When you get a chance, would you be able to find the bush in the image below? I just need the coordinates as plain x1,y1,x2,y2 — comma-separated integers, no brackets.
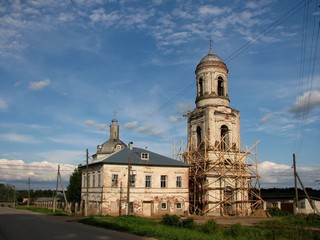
161,214,181,227
306,213,320,225
267,207,291,217
201,219,218,234
182,217,195,228
224,223,243,238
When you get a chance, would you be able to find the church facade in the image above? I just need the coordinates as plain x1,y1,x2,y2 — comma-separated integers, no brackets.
185,48,260,216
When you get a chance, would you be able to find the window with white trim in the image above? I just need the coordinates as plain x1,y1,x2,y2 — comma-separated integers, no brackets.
145,175,151,188
176,202,182,209
161,175,167,188
83,174,86,187
141,152,149,160
161,202,167,210
112,174,118,188
92,172,96,187
176,176,182,188
97,171,101,187
130,174,136,187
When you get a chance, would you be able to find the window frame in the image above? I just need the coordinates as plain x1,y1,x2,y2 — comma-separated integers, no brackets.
141,152,149,160
111,174,118,188
130,174,136,188
92,172,96,187
176,202,182,209
176,176,182,188
145,175,151,188
160,175,167,188
161,202,167,210
97,171,101,187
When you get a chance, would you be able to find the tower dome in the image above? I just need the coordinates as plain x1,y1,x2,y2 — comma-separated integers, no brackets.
195,48,229,108
196,49,228,73
199,49,224,64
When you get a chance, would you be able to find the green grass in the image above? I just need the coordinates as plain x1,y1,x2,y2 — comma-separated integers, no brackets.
16,206,67,216
79,215,320,240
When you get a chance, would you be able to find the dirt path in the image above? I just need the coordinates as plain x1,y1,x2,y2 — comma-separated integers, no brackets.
194,216,272,226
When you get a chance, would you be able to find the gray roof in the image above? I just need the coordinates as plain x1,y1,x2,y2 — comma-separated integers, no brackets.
97,138,127,154
81,147,190,168
199,50,223,64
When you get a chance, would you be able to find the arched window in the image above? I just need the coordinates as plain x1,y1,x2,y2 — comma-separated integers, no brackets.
196,126,202,147
218,77,224,96
220,125,229,151
198,78,203,96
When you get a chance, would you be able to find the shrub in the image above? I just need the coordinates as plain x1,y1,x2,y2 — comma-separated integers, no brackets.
201,219,218,234
267,207,291,217
224,223,243,238
161,214,181,227
182,217,195,228
306,213,320,225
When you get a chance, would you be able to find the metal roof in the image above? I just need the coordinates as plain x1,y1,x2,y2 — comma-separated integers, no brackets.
80,147,190,168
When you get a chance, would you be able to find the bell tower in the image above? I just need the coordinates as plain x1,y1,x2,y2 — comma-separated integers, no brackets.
188,48,241,154
186,47,258,216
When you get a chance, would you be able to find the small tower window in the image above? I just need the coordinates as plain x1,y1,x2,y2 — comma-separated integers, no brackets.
198,78,204,96
221,125,229,151
196,126,202,147
218,77,224,96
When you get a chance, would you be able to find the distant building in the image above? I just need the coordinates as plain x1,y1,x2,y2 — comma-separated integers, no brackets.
79,119,189,217
261,189,320,214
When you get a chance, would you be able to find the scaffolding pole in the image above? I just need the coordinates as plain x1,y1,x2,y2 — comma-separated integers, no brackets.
185,137,262,216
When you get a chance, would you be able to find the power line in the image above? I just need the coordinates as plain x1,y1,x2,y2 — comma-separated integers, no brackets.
293,0,320,154
130,0,315,129
224,0,314,63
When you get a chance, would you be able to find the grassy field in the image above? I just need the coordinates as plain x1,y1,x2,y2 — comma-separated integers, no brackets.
15,206,320,239
79,214,320,240
15,206,67,216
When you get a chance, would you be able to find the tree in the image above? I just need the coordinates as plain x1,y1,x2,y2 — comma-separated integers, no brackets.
66,168,82,202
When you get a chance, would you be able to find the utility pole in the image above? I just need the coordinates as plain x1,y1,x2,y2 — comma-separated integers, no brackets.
85,148,89,217
27,178,30,207
126,142,133,215
13,185,16,208
293,154,320,215
53,165,59,213
119,182,122,216
126,155,131,215
58,165,71,213
293,154,298,210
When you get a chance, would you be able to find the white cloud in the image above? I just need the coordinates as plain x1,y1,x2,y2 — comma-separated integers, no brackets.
0,133,38,144
0,98,8,110
137,125,162,136
176,103,193,115
289,90,320,114
259,161,320,188
0,158,76,183
170,115,181,122
198,5,230,16
29,79,51,90
259,113,273,123
58,13,74,22
33,150,85,164
89,8,121,26
124,121,138,129
84,119,108,131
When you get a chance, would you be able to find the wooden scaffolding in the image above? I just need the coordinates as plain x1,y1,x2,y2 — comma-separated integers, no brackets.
184,137,263,216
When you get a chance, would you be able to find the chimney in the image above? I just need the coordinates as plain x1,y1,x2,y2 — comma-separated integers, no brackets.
128,142,133,150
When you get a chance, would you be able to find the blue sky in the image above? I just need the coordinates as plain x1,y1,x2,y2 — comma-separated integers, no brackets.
0,0,319,190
